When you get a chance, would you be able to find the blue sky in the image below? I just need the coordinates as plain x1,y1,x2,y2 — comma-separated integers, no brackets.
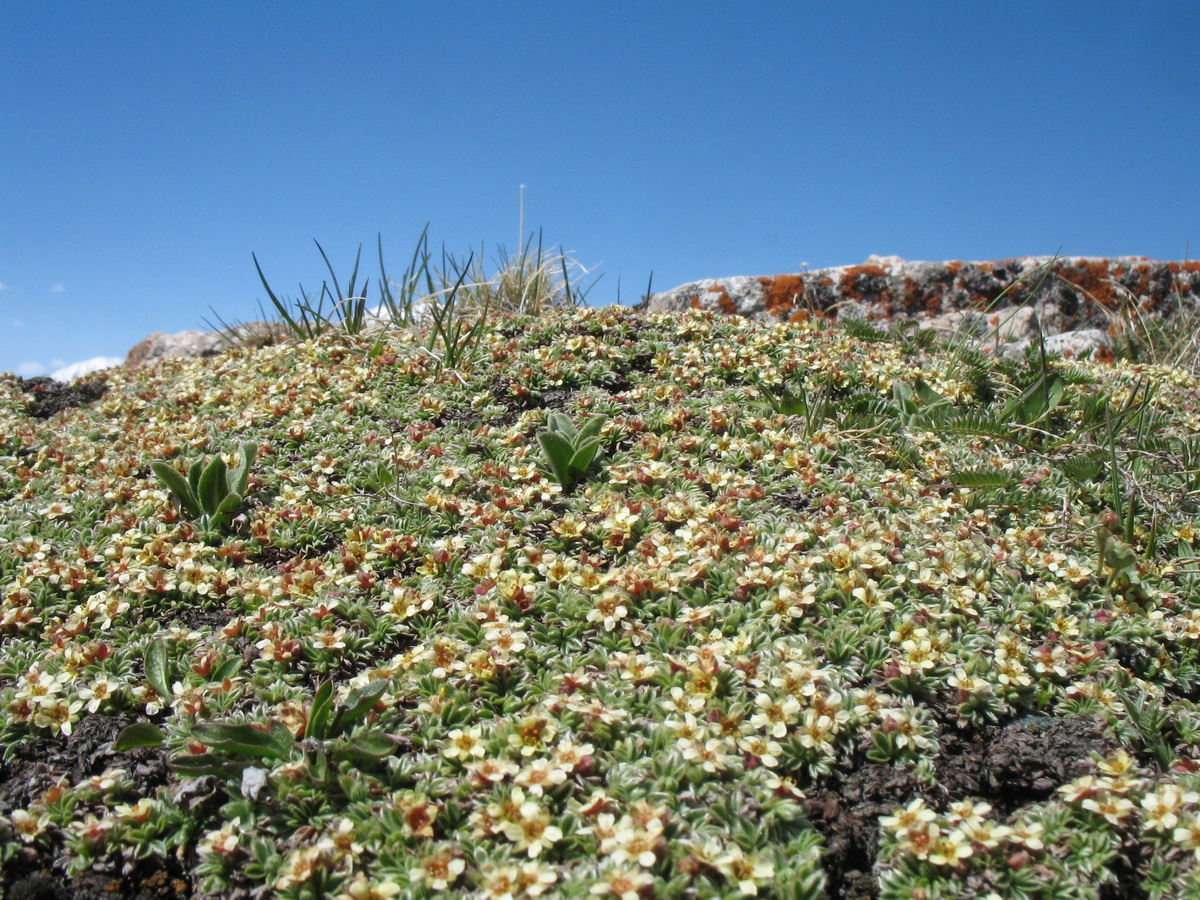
3,1,1197,378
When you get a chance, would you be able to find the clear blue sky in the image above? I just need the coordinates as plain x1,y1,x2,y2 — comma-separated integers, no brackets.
3,1,1197,378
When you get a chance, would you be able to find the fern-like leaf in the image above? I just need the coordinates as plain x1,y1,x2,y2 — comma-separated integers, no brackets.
839,318,890,342
1056,455,1107,483
938,410,1009,438
948,468,1016,488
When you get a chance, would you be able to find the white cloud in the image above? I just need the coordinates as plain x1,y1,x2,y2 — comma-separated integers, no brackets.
5,356,121,380
49,284,65,293
0,282,8,291
9,319,24,328
51,357,121,381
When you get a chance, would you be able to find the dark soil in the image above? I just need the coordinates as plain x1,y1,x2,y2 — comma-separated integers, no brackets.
0,714,193,900
803,714,1124,900
4,858,193,900
16,376,108,420
0,668,1156,896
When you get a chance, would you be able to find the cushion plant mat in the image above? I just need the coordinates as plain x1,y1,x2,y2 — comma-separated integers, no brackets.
2,305,1200,899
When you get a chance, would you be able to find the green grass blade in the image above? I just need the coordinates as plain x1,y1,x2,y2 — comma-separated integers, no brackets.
314,240,347,318
254,251,309,339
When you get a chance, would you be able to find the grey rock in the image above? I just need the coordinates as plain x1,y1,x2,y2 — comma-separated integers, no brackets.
1039,328,1113,361
124,330,227,368
124,320,287,368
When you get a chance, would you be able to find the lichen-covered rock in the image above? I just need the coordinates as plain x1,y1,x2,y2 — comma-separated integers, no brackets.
124,321,288,368
124,330,225,368
638,256,1200,361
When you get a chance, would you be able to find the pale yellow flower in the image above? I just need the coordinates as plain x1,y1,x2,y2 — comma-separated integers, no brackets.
10,808,51,843
1142,784,1200,832
713,843,775,895
880,798,936,834
411,845,465,890
589,866,654,900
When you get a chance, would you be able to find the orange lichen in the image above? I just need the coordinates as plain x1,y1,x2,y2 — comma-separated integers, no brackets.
837,265,888,303
1057,259,1120,308
899,277,930,316
759,275,807,319
706,284,739,315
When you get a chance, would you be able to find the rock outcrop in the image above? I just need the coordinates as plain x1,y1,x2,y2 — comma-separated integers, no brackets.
637,256,1200,360
125,258,1200,369
122,304,442,369
124,321,288,368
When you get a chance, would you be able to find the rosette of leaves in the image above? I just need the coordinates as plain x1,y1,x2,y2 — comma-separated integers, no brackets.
151,442,257,535
115,664,395,786
537,412,608,493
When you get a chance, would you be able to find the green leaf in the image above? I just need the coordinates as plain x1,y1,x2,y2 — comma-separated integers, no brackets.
948,469,1016,489
187,459,204,499
309,749,330,783
211,658,242,682
332,733,396,762
576,414,608,445
892,381,919,417
568,437,602,475
112,722,166,751
547,412,576,439
151,463,199,518
170,753,246,778
191,723,293,760
538,430,576,488
214,491,244,520
771,388,811,417
1057,455,1106,483
306,681,335,740
144,639,171,700
914,380,947,408
1001,372,1065,428
939,410,1008,439
197,457,229,517
753,383,783,414
329,680,387,736
230,443,257,496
